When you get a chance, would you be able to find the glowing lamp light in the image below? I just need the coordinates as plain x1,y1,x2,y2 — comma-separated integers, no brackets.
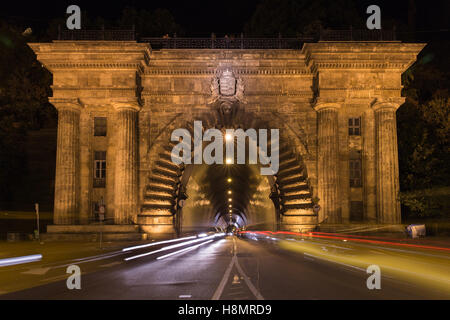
228,198,232,202
225,133,233,141
229,204,232,208
227,178,232,183
228,190,232,194
226,158,232,164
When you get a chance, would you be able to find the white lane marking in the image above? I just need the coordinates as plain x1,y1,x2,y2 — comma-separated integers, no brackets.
39,274,67,282
211,238,264,300
303,254,315,261
21,267,51,275
234,254,264,300
211,255,236,300
303,252,365,272
100,261,122,268
179,295,192,298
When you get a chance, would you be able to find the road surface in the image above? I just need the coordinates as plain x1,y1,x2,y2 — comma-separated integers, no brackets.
1,234,449,299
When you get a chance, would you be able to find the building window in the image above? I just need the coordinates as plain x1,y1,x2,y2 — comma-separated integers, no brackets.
349,159,362,188
350,201,363,221
94,151,106,188
94,117,107,136
348,117,361,136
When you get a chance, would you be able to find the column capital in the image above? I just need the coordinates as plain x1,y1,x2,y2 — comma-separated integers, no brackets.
49,98,83,112
111,99,142,112
371,97,405,112
313,98,342,112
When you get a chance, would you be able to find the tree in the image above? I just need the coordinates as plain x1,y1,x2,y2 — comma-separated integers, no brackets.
0,22,54,205
118,7,181,37
244,0,362,37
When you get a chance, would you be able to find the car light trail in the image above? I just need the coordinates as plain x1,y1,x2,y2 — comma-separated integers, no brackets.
122,235,198,252
0,254,42,267
156,240,214,260
124,233,224,261
239,230,450,252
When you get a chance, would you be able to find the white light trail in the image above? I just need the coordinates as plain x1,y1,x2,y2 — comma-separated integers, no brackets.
0,254,42,267
122,235,197,252
124,233,224,261
156,240,213,260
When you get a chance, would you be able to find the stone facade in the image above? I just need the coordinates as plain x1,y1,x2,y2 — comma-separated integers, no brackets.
29,40,424,238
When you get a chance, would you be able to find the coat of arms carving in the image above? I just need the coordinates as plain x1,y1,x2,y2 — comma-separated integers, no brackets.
209,68,245,104
209,68,245,126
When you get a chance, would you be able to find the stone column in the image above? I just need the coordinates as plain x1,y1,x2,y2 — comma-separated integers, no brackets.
372,101,402,224
113,102,140,224
52,99,81,225
315,102,341,224
362,108,377,222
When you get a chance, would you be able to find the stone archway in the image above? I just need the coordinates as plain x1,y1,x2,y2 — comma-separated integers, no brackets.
140,109,317,238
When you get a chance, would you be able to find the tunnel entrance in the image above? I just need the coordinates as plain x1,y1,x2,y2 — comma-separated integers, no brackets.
139,109,318,238
177,164,277,235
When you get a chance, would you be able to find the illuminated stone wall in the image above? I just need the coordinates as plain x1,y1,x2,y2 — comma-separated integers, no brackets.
29,41,424,237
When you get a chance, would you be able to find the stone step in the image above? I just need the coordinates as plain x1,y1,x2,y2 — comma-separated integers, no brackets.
149,174,178,187
283,198,313,206
153,167,180,179
277,173,306,185
281,192,311,202
279,150,294,162
141,207,174,215
138,215,173,225
156,159,180,173
161,148,183,162
277,165,303,178
279,182,309,193
278,158,298,171
142,202,174,210
144,190,174,200
283,202,314,210
143,196,175,205
146,182,175,194
283,208,315,215
282,188,310,197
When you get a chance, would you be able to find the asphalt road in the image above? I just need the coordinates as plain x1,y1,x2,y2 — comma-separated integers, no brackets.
0,235,448,299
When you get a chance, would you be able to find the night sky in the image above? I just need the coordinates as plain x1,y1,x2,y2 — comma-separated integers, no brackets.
1,0,449,36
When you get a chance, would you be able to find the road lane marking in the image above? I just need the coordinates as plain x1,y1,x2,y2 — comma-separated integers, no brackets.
211,255,236,300
21,267,51,275
234,254,264,300
303,252,366,272
99,261,122,268
39,274,68,282
211,238,264,300
179,295,192,298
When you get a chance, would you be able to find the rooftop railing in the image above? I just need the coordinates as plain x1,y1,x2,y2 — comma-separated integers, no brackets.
57,26,397,47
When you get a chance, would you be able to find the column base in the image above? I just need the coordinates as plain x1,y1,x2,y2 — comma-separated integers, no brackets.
42,225,145,241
